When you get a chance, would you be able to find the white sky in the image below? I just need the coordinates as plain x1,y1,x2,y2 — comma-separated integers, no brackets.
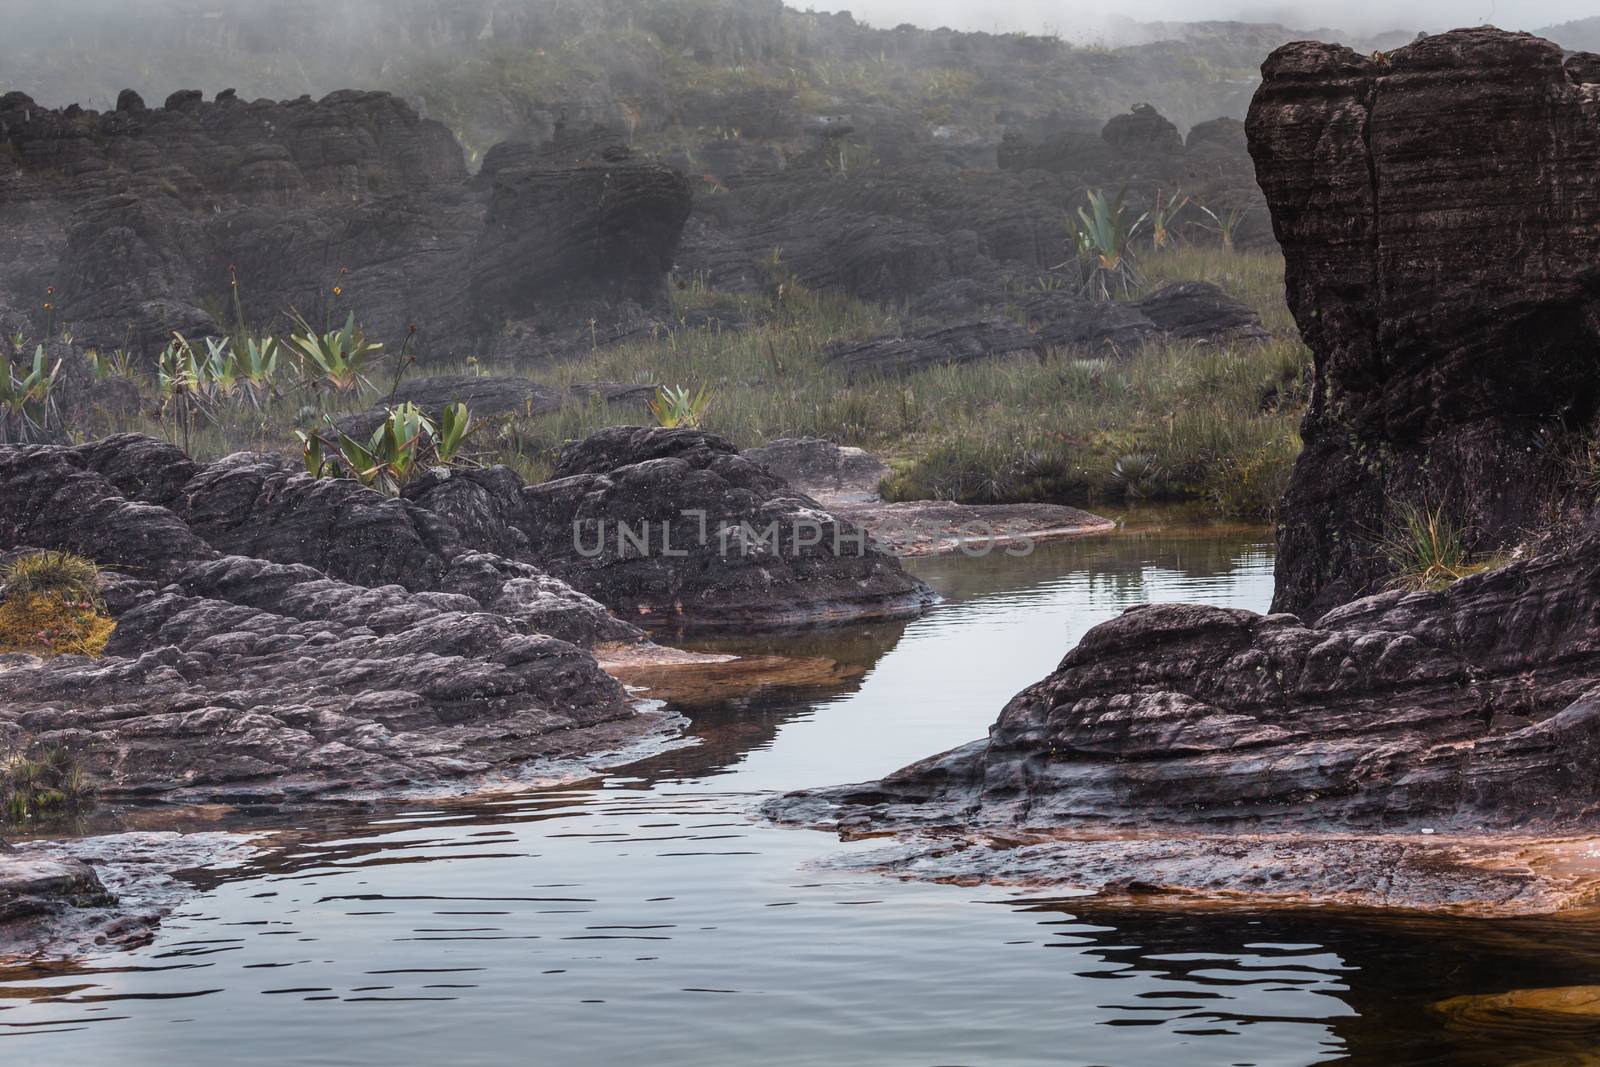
815,1,1596,36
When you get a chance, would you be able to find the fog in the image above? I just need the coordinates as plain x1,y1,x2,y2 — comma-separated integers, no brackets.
824,0,1595,36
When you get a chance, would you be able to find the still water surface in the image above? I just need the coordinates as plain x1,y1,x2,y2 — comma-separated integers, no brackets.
5,525,1599,1066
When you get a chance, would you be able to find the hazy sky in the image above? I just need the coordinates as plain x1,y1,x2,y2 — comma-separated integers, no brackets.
817,1,1595,35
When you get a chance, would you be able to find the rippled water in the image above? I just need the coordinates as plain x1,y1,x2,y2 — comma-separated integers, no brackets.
7,523,1600,1066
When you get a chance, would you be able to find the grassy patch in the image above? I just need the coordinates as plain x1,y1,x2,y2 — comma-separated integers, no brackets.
1375,500,1502,592
2,746,92,824
0,552,116,658
68,246,1306,520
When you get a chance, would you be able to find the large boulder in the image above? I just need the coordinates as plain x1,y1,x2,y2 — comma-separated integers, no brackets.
1101,103,1184,160
1247,29,1600,617
516,427,936,632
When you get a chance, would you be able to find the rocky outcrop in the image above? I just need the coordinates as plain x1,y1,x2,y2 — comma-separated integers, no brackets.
1133,281,1270,344
1102,102,1185,159
827,319,1038,380
830,280,1265,379
0,436,686,802
6,435,645,648
0,555,661,803
0,90,692,360
1247,29,1600,618
517,427,936,631
0,853,112,925
769,535,1600,910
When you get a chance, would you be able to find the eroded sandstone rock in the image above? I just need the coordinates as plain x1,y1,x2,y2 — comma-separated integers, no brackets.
1247,29,1600,617
770,534,1600,911
0,435,692,801
518,427,936,631
0,90,691,360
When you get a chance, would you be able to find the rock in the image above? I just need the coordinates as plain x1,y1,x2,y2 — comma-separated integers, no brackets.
744,438,890,507
519,427,936,632
0,853,112,925
0,90,692,361
0,553,670,803
469,140,693,341
2,831,257,956
1246,28,1600,618
1132,281,1269,344
1101,103,1185,160
831,279,1258,378
0,434,704,801
1433,985,1600,1034
769,534,1600,911
827,319,1038,380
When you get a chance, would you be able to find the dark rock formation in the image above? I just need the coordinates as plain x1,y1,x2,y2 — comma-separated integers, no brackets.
0,554,661,803
679,100,1269,312
1133,280,1270,344
0,436,684,802
770,535,1600,908
0,831,253,954
827,319,1038,380
2,435,643,648
760,27,1600,913
518,427,936,631
0,90,691,360
832,279,1265,379
1102,103,1185,159
1247,29,1600,617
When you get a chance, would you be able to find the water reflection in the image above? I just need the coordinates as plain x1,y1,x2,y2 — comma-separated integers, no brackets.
7,523,1595,1067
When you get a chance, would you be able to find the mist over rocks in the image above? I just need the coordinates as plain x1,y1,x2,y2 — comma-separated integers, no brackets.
0,89,693,360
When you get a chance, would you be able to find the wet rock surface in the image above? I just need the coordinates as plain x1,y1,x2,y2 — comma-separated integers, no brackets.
0,831,255,956
0,852,112,925
770,534,1600,912
1247,28,1600,617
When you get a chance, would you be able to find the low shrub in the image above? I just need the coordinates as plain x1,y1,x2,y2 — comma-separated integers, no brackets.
1376,501,1475,591
2,746,92,824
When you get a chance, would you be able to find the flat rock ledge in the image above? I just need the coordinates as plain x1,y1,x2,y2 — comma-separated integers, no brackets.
767,533,1600,915
745,438,1115,557
1,832,257,957
833,500,1116,558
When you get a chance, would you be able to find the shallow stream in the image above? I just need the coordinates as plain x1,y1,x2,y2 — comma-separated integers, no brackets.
6,523,1598,1066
